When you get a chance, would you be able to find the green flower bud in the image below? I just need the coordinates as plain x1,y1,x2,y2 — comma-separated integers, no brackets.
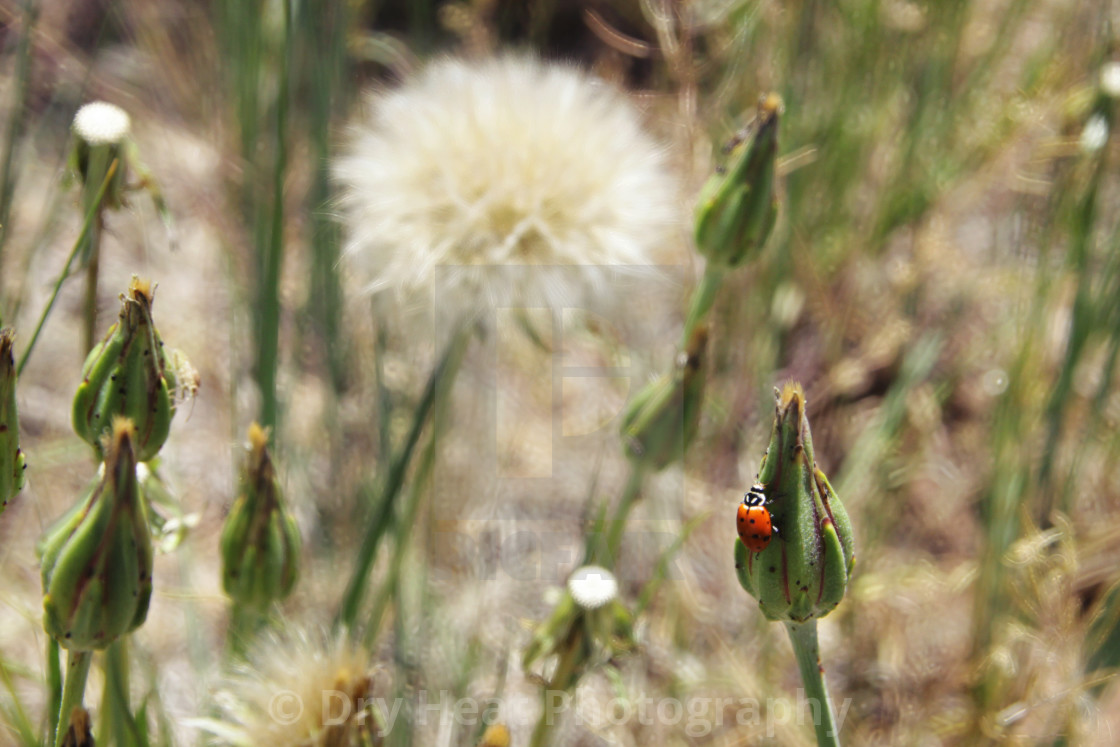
620,325,707,472
41,417,154,650
0,329,26,513
734,383,855,623
522,566,636,691
72,276,177,462
694,94,782,269
220,423,301,609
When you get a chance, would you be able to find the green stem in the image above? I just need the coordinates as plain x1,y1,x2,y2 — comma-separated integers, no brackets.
336,326,471,634
80,212,102,355
528,628,583,747
100,638,141,746
256,0,292,432
681,264,725,346
45,638,61,746
53,649,91,747
227,604,268,660
528,692,552,747
604,464,645,564
362,406,439,649
784,620,842,747
16,158,119,376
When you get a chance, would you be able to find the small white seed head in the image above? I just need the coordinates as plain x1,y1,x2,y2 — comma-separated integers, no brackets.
1080,113,1109,153
1101,62,1120,98
567,565,618,610
72,101,131,146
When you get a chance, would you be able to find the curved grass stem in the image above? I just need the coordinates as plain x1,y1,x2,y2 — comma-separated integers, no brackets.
604,465,645,564
17,159,119,376
336,324,471,635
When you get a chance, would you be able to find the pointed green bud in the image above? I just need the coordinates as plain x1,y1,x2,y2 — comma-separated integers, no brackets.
694,94,782,269
620,325,707,472
220,423,301,609
734,383,855,623
72,276,179,462
41,417,154,649
0,329,26,513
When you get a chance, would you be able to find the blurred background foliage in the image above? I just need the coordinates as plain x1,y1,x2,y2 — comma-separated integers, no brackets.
1,0,1120,744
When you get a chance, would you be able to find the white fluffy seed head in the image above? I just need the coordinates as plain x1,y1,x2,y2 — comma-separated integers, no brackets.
1101,62,1120,98
1081,113,1109,153
568,565,618,610
72,101,131,145
199,629,373,746
335,55,679,320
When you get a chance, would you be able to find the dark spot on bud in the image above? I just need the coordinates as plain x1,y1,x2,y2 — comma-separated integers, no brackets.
118,388,126,395
0,424,6,432
769,566,776,573
65,632,71,638
111,374,117,381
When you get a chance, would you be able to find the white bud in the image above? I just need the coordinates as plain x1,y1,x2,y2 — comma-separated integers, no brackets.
72,101,131,146
1080,114,1109,153
1101,62,1120,98
567,565,618,610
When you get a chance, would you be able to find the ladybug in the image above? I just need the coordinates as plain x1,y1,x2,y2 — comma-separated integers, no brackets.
737,483,774,553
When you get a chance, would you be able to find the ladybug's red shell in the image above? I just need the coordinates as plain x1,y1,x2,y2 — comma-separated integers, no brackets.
737,501,773,553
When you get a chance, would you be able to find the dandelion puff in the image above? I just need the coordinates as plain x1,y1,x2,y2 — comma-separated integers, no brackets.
334,55,679,321
191,630,375,747
568,565,618,610
72,101,131,145
1101,61,1120,98
1080,113,1109,153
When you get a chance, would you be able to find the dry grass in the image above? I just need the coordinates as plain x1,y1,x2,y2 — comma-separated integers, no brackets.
2,0,1120,745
